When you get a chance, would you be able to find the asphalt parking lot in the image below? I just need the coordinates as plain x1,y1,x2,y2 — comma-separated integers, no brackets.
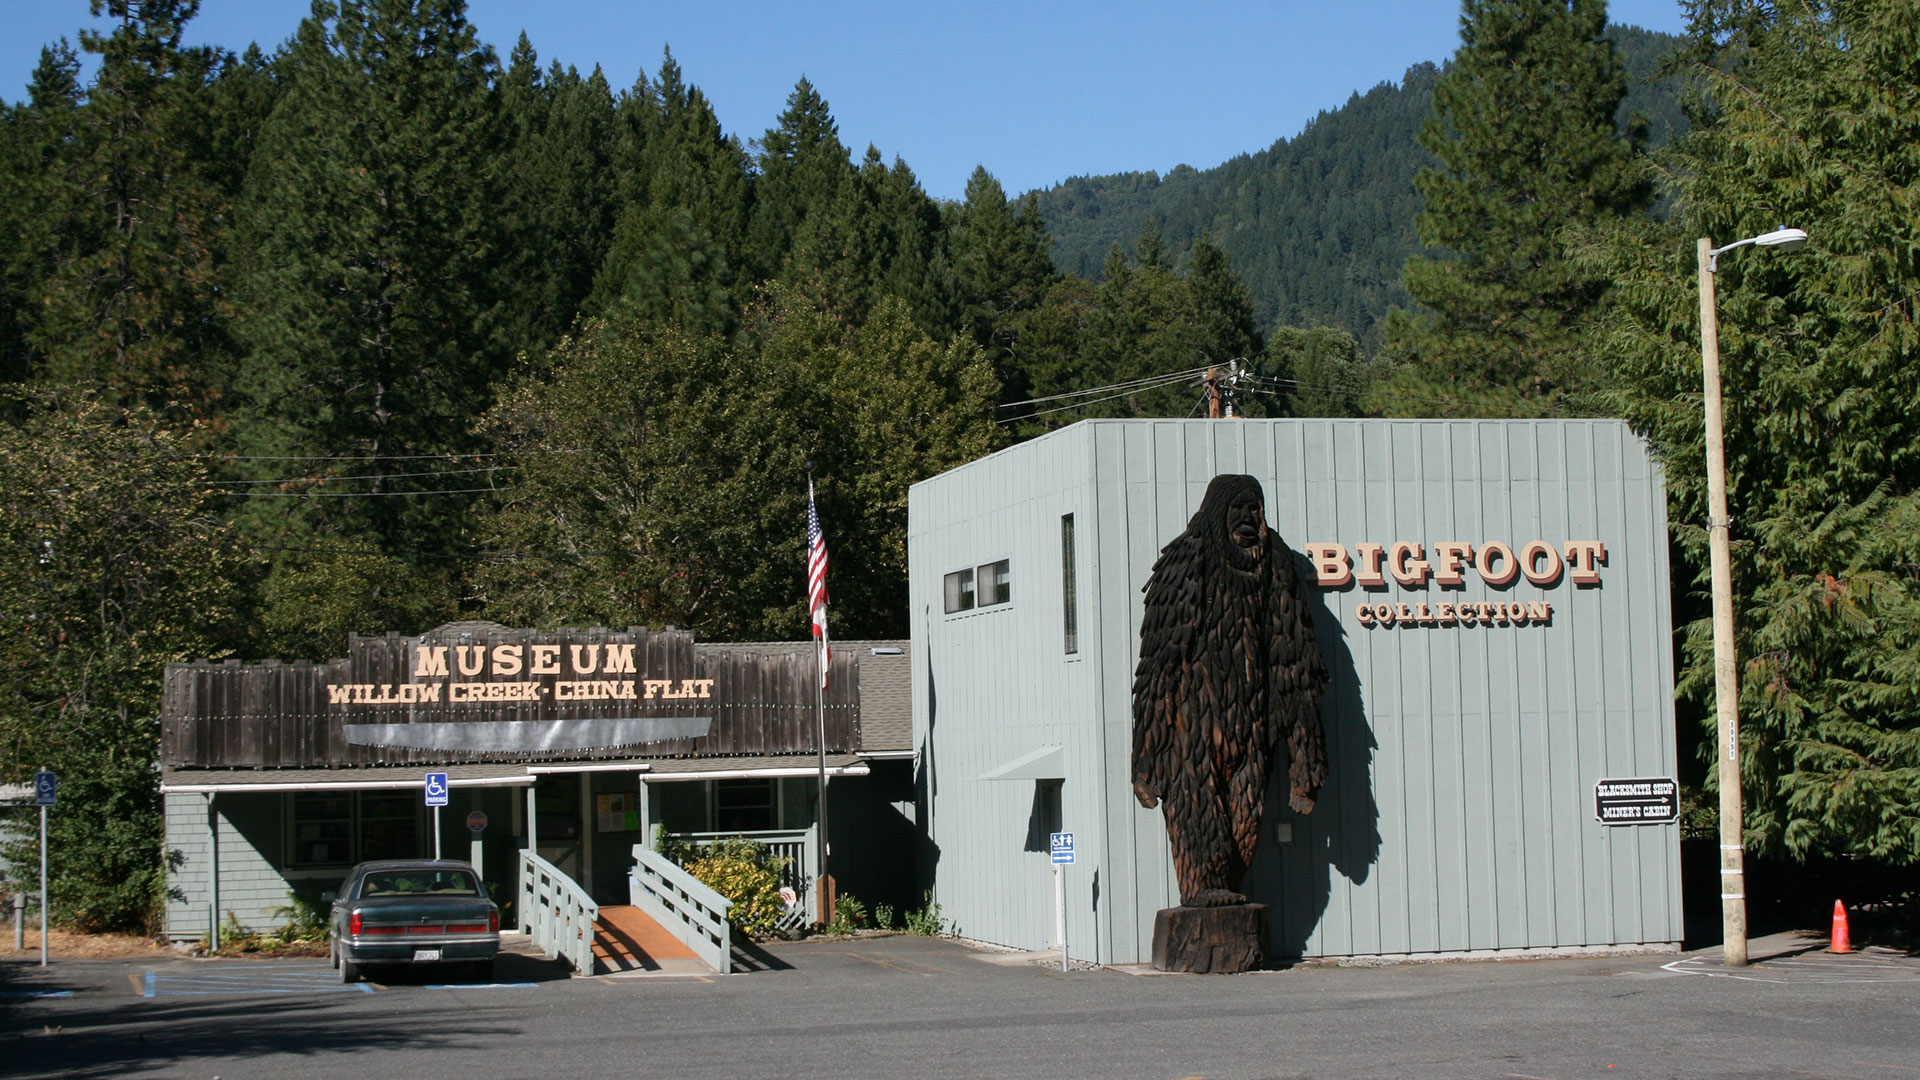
4,932,1918,1079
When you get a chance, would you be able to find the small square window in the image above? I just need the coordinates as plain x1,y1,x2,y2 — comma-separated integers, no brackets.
977,559,1011,606
944,568,975,613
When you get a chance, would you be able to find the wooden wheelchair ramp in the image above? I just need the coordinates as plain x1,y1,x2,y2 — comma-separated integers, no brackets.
591,905,715,976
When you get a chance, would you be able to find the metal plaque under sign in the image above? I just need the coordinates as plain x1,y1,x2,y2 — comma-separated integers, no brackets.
424,772,450,807
466,810,487,834
34,770,56,807
1049,831,1075,865
1594,776,1679,825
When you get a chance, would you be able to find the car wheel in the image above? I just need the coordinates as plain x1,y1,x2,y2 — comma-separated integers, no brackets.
339,953,359,984
330,941,340,969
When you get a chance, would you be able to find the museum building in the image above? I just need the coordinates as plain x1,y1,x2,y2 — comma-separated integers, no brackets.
909,418,1684,965
158,626,915,943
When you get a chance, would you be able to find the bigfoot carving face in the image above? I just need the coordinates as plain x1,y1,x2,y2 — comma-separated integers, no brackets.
1225,491,1267,558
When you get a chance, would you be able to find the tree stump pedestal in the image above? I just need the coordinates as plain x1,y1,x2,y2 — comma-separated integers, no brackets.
1151,903,1268,973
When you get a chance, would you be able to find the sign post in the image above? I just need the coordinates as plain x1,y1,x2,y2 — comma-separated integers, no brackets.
425,773,449,859
1049,831,1075,973
466,809,487,870
35,768,56,967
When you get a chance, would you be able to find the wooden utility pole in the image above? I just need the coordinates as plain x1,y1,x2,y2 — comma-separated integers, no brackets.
1698,236,1748,968
1205,367,1221,418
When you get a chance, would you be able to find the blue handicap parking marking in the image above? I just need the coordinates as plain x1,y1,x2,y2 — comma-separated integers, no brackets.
144,964,375,997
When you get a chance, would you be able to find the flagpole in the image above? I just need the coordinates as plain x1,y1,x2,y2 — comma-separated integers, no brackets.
807,469,832,925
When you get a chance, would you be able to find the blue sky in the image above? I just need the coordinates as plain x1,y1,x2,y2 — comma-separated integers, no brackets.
7,0,1691,202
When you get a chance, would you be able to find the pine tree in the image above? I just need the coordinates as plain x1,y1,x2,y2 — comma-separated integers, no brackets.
25,1,235,417
1183,232,1261,367
1379,0,1651,416
949,167,1056,394
749,77,852,282
495,37,618,358
1597,0,1920,863
230,0,504,553
589,50,747,336
0,43,84,386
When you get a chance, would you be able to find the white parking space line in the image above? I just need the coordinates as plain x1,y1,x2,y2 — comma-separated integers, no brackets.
143,965,376,997
420,982,538,989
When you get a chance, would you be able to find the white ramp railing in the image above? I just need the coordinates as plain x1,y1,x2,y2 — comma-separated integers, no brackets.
630,844,734,974
676,826,817,931
520,850,599,974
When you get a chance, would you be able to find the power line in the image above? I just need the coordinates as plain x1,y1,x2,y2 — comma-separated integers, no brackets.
184,449,585,462
208,465,514,486
997,365,1215,410
231,487,498,498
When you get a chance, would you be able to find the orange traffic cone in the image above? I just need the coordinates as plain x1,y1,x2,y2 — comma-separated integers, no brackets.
1830,899,1852,954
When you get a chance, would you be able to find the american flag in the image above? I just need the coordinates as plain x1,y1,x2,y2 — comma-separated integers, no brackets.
807,479,830,687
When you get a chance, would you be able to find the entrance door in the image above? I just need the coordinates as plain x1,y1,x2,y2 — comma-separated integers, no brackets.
533,773,583,881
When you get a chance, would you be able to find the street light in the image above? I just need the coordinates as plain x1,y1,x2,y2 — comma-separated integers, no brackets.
1696,226,1808,968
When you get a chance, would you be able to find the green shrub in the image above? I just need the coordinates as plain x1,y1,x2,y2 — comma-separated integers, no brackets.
670,835,789,938
271,892,330,944
825,893,866,934
903,890,947,936
873,902,895,931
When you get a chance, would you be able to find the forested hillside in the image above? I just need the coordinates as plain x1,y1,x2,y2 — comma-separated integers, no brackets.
1030,25,1686,349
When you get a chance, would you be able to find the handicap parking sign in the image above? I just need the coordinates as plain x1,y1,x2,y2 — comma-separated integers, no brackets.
1050,831,1075,865
424,772,449,807
34,770,56,807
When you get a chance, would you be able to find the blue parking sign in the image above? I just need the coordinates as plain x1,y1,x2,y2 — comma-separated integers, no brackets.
424,772,449,807
34,770,56,807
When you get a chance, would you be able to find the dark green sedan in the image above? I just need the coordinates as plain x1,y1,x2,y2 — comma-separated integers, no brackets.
329,860,500,984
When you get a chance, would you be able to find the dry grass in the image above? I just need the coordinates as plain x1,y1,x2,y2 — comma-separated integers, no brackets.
1,926,174,960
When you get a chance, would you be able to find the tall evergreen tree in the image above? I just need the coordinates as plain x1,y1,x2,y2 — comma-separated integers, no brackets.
231,0,504,553
749,77,851,282
1183,232,1262,367
1379,0,1651,416
949,166,1056,396
589,50,747,336
0,43,84,386
495,37,618,358
1596,0,1920,863
26,1,234,418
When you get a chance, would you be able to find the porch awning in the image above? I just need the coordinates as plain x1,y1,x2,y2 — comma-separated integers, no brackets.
977,745,1065,781
159,762,535,794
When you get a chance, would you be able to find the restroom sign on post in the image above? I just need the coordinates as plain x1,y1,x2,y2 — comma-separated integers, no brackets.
1050,832,1075,864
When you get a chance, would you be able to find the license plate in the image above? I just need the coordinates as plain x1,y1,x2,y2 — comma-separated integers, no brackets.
412,948,441,962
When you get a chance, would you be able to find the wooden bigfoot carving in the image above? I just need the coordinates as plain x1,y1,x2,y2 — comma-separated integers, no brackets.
1132,474,1328,908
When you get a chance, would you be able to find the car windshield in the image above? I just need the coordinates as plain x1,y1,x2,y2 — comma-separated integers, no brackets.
358,869,482,898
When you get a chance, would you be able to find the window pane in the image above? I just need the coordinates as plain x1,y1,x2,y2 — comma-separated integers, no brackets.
1062,515,1078,653
360,792,420,862
291,793,352,867
978,559,1011,606
943,568,975,613
714,778,775,832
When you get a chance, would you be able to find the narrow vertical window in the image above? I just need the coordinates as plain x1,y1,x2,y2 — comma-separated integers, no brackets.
1061,514,1078,654
977,559,1011,606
